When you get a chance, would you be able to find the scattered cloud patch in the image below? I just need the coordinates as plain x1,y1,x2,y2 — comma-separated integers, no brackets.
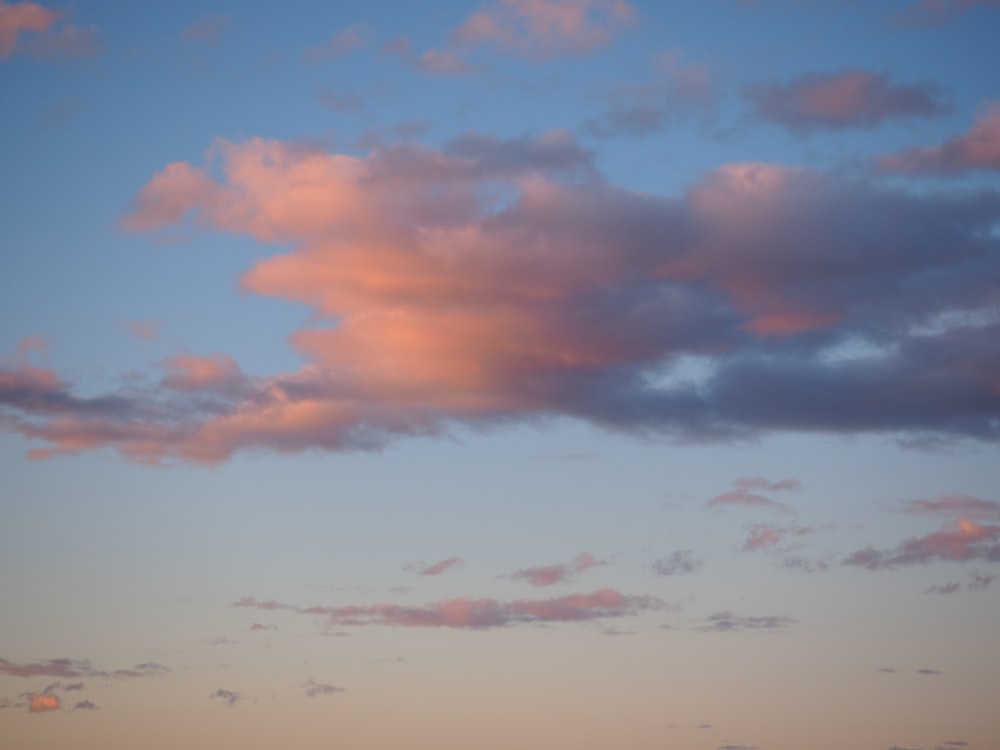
893,0,1000,27
249,623,278,631
899,494,1000,521
844,520,1000,569
181,14,230,43
708,478,798,515
306,23,372,60
72,700,98,711
210,688,241,706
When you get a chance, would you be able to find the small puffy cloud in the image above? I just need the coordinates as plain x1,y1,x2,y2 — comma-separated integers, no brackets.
404,557,465,576
0,2,102,62
306,23,372,60
746,69,948,133
27,693,60,713
509,552,609,586
700,610,796,632
453,0,635,58
844,519,1000,570
72,700,98,711
878,102,1000,175
210,688,241,706
303,679,345,698
651,549,703,576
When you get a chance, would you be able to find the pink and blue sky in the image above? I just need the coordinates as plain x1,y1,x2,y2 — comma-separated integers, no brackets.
1,1,999,748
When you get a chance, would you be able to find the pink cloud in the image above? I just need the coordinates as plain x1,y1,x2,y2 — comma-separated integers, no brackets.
742,523,812,552
384,37,477,75
453,0,636,58
708,478,797,514
128,321,160,341
509,552,609,586
5,136,1000,463
235,588,661,629
0,1,59,59
898,493,1000,521
877,101,1000,175
844,519,1000,570
27,693,59,713
405,557,465,576
747,68,948,133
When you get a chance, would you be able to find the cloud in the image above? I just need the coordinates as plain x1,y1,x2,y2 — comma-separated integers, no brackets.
0,658,168,680
925,581,961,594
303,680,345,698
899,493,1000,521
235,588,664,629
160,353,247,394
181,14,230,43
0,1,59,59
210,688,241,706
586,51,716,137
509,552,609,586
718,745,758,750
651,549,703,576
917,668,942,675
128,321,160,341
700,610,796,632
743,523,813,551
968,569,995,589
72,700,98,711
707,478,798,514
746,69,948,133
894,0,1000,26
27,693,59,713
4,140,1000,463
878,101,1000,175
318,88,364,114
844,519,1000,569
405,557,465,576
384,37,478,76
249,623,278,631
306,24,372,60
453,0,635,58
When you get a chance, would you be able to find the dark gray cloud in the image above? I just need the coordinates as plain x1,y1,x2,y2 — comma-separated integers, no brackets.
651,550,704,576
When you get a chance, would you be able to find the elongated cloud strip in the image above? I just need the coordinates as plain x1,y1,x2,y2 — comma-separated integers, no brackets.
3,136,1000,463
0,658,168,679
878,102,1000,175
700,611,796,632
404,557,465,576
708,478,798,514
509,552,608,586
844,519,1000,569
747,69,948,133
898,494,1000,521
234,588,663,629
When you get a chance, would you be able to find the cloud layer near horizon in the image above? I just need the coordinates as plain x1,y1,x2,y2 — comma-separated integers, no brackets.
2,132,1000,463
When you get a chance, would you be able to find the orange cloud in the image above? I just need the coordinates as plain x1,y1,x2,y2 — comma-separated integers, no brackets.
0,1,59,59
28,693,60,713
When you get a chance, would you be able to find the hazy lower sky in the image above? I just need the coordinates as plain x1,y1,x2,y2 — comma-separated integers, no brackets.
2,2,999,749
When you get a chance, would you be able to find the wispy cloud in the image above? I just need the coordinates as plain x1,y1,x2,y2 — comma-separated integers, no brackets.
0,658,168,680
210,688,241,707
181,14,230,44
878,101,1000,175
234,588,664,629
708,478,799,515
699,610,797,632
303,680,345,698
509,552,609,586
306,23,372,61
893,0,1000,27
404,557,465,576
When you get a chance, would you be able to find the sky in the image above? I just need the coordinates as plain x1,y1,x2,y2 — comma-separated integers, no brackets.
1,1,999,748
